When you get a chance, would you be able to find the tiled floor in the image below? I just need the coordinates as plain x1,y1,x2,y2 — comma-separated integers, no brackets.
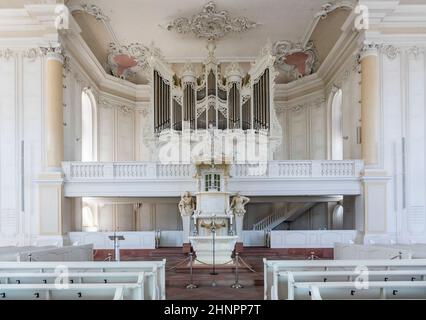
94,247,333,300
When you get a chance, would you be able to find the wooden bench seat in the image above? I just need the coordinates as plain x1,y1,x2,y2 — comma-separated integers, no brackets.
291,281,426,300
273,270,426,299
0,282,145,300
0,260,166,300
264,258,426,300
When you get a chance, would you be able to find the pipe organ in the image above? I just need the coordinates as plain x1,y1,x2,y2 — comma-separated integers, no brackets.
154,70,171,132
152,41,277,135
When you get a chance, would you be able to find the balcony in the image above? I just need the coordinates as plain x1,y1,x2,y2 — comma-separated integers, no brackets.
61,160,364,197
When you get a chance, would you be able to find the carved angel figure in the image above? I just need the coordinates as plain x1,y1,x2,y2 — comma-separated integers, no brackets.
230,192,250,217
178,191,195,217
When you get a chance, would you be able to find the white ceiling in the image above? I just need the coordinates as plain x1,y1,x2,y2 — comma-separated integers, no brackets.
68,0,332,62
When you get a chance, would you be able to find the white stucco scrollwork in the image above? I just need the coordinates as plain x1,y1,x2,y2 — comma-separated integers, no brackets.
165,1,259,40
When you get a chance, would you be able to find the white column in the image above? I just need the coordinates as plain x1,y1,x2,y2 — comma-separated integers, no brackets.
359,43,391,244
360,44,380,166
44,48,65,171
37,46,68,245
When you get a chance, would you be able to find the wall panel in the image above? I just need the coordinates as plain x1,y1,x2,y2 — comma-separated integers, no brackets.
289,107,308,159
0,56,18,239
406,52,426,235
116,109,134,161
98,106,114,161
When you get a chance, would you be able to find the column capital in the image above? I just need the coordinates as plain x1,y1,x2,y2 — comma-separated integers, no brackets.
360,43,379,60
41,45,65,64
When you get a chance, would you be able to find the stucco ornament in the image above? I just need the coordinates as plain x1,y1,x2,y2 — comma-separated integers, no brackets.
178,191,195,217
165,1,259,40
230,193,250,217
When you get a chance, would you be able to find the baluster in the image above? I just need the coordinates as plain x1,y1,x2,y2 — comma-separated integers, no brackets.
116,165,120,178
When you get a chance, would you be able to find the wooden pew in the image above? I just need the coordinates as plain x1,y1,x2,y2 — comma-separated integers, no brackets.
264,258,426,300
272,269,426,300
291,281,426,300
0,271,158,299
0,282,145,300
0,260,166,300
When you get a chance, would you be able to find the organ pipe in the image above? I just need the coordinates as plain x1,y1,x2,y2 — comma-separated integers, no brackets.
251,68,270,130
153,51,272,133
154,70,171,132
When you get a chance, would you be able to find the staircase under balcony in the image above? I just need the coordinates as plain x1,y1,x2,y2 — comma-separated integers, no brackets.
252,202,316,231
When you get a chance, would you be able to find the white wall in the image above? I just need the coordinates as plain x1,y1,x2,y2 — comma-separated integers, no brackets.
0,49,44,246
325,56,362,161
275,96,327,160
81,199,183,232
380,46,426,243
98,103,135,161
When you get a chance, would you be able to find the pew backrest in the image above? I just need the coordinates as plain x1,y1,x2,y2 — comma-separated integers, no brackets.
0,271,159,299
291,281,426,300
272,269,426,300
264,258,426,299
0,260,166,300
0,282,145,300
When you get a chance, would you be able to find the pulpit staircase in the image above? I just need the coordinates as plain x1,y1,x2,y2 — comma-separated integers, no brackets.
252,202,316,231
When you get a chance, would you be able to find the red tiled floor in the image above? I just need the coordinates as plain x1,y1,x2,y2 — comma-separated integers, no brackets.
93,247,333,300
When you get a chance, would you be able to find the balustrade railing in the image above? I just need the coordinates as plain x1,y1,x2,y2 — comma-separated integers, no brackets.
62,160,363,181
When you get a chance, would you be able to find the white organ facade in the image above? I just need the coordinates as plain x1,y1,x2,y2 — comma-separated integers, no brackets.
0,0,425,254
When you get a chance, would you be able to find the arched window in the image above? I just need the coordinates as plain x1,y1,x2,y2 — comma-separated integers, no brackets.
82,205,98,232
332,203,344,230
331,88,343,160
81,89,96,161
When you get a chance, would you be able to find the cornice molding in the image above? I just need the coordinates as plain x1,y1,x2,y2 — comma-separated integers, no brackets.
380,44,400,60
275,94,326,113
0,4,60,34
98,92,137,110
0,47,45,61
23,47,43,61
379,44,426,60
274,73,324,101
0,48,15,59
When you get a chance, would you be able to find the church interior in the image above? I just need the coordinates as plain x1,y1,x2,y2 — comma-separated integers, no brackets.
0,0,426,301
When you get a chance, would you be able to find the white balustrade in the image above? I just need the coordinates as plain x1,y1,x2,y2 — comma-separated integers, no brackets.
62,160,364,197
63,160,363,181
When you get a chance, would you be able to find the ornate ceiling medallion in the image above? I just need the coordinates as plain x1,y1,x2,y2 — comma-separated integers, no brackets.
273,41,318,81
165,1,259,40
